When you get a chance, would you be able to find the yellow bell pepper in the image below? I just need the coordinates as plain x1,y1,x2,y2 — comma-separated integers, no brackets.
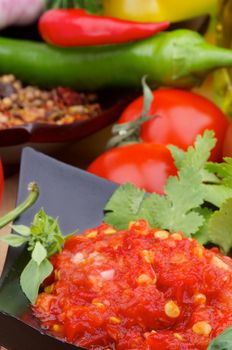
103,0,217,23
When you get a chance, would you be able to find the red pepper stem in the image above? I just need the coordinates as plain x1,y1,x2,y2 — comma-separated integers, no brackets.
0,182,39,229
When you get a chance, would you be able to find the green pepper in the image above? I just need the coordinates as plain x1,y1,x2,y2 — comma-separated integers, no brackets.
1,29,232,90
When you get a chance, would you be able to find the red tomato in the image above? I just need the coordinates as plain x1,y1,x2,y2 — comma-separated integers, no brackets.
223,122,232,157
0,160,4,205
87,143,177,194
119,89,229,161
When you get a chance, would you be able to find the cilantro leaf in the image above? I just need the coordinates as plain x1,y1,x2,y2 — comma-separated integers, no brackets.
20,258,53,304
207,327,232,350
192,207,214,244
145,168,206,236
208,198,232,254
165,167,205,212
206,157,232,188
104,168,206,236
104,184,147,230
168,145,185,168
104,130,226,239
204,184,232,208
168,130,216,171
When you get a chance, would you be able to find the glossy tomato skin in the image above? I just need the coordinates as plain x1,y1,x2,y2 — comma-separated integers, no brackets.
87,143,177,194
223,122,232,157
119,89,229,161
0,160,4,205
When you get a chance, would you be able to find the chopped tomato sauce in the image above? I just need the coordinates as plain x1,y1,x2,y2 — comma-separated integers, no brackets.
34,220,232,350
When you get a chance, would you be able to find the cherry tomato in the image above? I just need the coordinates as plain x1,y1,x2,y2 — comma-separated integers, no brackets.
223,122,232,157
119,89,229,161
0,160,4,205
87,143,177,194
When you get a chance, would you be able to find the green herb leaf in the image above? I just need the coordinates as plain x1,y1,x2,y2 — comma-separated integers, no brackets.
104,184,147,230
168,130,216,172
168,145,185,168
20,258,53,304
28,208,66,257
104,130,229,238
207,157,232,188
146,167,206,236
0,234,28,247
104,167,206,236
207,327,232,350
1,204,69,302
11,225,31,236
32,242,47,266
208,198,232,254
204,184,232,208
192,207,214,244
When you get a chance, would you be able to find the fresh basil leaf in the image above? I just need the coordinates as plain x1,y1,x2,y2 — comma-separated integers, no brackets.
32,242,47,266
207,327,232,350
20,258,53,304
11,225,30,236
0,234,28,247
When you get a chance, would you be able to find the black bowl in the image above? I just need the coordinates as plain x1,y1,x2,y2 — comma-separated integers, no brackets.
0,147,118,350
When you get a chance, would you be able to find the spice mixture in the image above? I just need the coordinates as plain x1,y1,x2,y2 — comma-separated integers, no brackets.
0,74,101,128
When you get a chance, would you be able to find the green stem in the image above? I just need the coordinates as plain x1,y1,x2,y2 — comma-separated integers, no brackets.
0,182,39,229
107,77,156,149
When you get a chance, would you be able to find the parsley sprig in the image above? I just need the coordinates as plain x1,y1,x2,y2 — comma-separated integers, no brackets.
104,130,232,253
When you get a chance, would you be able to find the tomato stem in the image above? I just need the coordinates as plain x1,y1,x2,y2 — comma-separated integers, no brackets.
0,182,39,229
107,78,157,149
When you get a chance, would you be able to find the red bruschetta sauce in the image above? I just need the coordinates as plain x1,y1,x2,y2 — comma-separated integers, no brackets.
33,220,232,350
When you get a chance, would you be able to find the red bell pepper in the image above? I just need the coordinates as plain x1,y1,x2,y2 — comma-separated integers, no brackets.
39,9,170,47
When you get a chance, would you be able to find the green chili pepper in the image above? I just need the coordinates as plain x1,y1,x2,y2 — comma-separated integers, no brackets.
1,29,232,90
